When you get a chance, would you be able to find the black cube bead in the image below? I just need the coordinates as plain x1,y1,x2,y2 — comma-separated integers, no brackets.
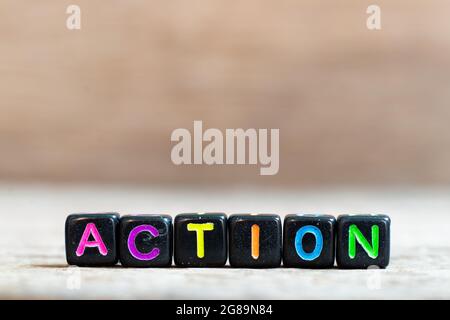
336,214,391,269
65,213,120,266
174,213,227,267
119,215,173,267
283,214,336,268
229,214,282,268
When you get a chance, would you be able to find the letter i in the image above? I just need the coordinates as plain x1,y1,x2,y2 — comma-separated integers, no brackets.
251,224,260,259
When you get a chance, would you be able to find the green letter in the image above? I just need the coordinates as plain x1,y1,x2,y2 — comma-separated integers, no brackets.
348,224,379,259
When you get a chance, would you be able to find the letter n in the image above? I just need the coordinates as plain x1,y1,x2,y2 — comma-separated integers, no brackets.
348,224,379,259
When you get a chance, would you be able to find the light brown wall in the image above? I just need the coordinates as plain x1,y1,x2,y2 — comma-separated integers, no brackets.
1,1,450,186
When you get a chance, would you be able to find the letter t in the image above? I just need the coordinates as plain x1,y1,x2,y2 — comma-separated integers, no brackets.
187,222,215,258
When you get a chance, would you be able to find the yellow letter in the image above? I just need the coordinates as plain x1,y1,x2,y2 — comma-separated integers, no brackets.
187,223,214,258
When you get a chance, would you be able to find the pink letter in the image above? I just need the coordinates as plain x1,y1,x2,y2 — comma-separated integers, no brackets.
76,223,108,257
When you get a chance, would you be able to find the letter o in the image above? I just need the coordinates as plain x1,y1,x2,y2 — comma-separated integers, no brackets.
295,225,323,261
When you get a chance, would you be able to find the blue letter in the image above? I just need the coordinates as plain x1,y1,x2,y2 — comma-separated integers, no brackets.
295,225,323,261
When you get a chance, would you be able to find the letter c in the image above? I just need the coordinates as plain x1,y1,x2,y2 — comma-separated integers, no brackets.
127,225,160,261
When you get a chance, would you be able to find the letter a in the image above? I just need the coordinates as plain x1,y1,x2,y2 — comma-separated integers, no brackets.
171,128,192,165
366,5,381,30
76,223,108,256
66,5,81,30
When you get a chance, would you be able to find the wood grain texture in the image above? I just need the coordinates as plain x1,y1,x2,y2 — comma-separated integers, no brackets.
0,184,449,299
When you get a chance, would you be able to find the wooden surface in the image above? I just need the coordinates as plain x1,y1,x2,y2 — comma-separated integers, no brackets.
0,183,449,299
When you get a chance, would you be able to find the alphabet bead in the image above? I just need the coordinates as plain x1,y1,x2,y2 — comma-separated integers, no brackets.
65,213,120,266
174,213,228,267
228,214,282,268
336,214,391,269
119,215,173,267
283,214,336,268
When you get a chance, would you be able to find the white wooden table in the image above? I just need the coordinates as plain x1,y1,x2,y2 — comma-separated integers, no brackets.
0,184,449,299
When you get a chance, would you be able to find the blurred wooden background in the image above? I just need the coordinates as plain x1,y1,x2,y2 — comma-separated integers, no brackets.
1,0,450,186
